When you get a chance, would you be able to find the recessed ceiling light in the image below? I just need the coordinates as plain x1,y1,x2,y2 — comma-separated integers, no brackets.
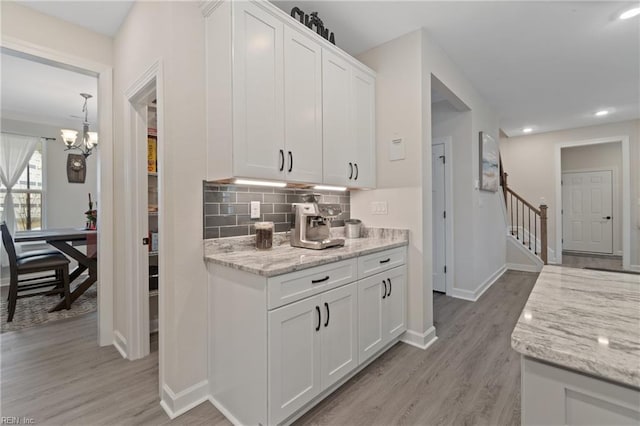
595,110,609,117
619,7,640,20
522,127,533,133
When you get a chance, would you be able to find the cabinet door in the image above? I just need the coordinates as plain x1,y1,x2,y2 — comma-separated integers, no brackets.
322,49,354,186
320,283,358,390
382,266,407,342
233,2,285,180
284,27,323,183
268,295,322,424
350,68,376,188
357,274,385,364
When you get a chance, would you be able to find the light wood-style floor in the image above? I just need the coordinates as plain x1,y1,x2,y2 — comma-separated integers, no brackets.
561,252,623,271
1,270,537,425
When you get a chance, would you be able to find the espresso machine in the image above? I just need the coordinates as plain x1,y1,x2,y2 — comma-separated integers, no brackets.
290,194,345,250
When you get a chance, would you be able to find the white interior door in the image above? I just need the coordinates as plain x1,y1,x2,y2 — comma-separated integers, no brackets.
562,170,613,254
431,143,446,292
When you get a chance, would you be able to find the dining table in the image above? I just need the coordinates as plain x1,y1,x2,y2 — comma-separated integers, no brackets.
14,228,97,312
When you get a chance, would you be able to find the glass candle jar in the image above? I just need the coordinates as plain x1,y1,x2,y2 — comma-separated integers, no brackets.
255,222,274,250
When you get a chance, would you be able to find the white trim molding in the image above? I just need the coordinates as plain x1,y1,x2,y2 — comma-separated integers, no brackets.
113,331,128,359
554,136,631,270
208,396,243,426
401,326,438,350
160,381,209,419
450,265,507,302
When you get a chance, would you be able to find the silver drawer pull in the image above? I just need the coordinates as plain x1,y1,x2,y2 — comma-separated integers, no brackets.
312,276,330,284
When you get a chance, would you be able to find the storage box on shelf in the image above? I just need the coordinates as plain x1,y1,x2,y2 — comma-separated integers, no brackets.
207,246,406,425
202,0,376,188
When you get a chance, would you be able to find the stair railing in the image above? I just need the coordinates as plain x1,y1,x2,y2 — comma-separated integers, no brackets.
501,170,548,264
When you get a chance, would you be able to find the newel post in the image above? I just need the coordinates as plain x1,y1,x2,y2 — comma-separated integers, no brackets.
502,172,508,203
539,204,548,265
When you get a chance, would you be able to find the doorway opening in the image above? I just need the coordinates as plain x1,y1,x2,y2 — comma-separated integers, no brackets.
121,60,164,368
0,46,113,343
560,142,623,270
430,74,470,300
555,137,631,270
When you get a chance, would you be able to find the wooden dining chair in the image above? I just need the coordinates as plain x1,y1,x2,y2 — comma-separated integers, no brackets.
1,222,72,322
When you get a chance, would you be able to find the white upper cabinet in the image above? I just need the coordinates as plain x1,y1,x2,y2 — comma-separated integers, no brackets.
322,49,376,188
284,27,323,183
351,68,376,188
232,2,285,180
203,1,375,187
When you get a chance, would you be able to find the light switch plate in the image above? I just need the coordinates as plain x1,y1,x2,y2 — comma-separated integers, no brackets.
250,201,261,219
389,138,405,161
371,201,388,215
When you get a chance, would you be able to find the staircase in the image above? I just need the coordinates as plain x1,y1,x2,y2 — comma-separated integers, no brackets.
501,161,548,265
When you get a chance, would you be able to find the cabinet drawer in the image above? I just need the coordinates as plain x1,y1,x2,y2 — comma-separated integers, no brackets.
268,259,357,309
357,247,406,279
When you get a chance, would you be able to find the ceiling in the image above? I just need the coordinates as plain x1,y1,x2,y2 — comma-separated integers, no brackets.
1,52,98,128
273,1,640,136
19,1,134,37
8,1,640,137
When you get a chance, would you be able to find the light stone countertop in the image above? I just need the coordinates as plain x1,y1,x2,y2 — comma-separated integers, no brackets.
511,265,640,388
203,227,409,277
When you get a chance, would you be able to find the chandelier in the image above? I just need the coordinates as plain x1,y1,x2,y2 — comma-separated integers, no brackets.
60,93,98,158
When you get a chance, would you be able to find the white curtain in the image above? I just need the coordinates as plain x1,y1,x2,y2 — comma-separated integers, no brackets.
0,133,39,236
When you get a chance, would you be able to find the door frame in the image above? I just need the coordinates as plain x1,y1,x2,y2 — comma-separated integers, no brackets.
561,168,618,255
554,136,630,269
123,59,165,368
432,137,454,296
1,36,115,347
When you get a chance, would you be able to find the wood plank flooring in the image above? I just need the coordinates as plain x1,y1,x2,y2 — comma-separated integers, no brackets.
1,270,537,425
294,270,536,426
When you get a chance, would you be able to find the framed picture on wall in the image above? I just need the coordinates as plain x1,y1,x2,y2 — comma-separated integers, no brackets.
479,131,500,192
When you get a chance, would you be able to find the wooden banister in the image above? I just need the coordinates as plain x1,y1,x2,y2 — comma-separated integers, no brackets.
502,169,548,265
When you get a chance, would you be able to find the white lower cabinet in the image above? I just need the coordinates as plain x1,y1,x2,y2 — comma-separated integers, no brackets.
268,295,322,424
269,283,358,424
358,265,407,364
209,247,407,426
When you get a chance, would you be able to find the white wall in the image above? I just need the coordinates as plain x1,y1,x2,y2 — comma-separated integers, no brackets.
421,30,504,300
352,28,504,341
562,142,623,255
500,119,639,266
1,118,98,229
0,1,112,66
113,0,208,406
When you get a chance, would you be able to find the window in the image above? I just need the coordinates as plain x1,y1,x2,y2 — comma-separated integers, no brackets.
0,141,44,230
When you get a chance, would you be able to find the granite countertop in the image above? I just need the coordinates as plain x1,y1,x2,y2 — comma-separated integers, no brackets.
203,227,408,277
511,265,640,388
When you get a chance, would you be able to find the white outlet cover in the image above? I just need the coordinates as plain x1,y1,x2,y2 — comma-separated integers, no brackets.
250,201,261,219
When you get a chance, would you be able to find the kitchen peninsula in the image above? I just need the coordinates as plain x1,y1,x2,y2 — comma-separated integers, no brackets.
204,228,409,425
512,266,640,425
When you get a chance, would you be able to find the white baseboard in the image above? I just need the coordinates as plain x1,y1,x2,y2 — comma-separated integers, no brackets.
450,265,507,302
113,330,128,359
208,396,243,426
506,263,542,273
401,326,438,350
629,265,640,272
160,380,209,419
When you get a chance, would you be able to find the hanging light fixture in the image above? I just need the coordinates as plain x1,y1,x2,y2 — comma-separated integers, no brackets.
61,93,98,158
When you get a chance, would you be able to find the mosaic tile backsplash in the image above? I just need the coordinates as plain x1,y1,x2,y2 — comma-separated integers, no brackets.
203,182,351,239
